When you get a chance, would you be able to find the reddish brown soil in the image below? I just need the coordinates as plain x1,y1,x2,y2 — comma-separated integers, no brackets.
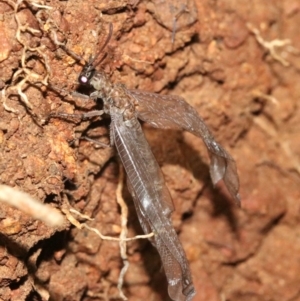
1,0,300,300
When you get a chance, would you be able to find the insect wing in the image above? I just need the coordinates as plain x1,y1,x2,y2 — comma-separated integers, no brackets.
128,180,193,301
110,107,175,216
110,107,195,301
129,90,240,204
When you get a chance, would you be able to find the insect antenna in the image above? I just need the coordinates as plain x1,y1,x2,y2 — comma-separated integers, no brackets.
89,23,113,69
51,30,87,66
73,23,113,85
51,23,113,69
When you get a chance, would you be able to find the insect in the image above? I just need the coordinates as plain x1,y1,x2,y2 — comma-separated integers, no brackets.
55,23,240,301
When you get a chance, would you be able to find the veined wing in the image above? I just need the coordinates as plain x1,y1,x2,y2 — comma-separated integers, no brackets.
128,180,194,301
128,89,240,205
110,106,195,301
111,107,174,217
128,180,193,301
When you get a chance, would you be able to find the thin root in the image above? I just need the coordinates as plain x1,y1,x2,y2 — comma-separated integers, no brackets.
247,23,293,67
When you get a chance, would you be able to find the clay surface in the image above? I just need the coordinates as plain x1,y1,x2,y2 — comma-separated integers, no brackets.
0,0,300,300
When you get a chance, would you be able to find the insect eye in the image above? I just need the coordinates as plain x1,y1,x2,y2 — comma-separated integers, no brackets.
78,70,93,84
78,65,94,85
79,75,89,84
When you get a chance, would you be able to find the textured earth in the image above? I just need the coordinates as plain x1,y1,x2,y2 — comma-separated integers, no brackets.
0,0,300,300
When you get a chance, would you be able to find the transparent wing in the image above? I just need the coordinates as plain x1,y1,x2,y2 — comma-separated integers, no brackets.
110,107,195,301
128,89,240,204
112,110,174,216
128,180,194,301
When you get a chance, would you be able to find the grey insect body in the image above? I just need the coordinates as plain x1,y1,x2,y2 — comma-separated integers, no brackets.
74,24,240,301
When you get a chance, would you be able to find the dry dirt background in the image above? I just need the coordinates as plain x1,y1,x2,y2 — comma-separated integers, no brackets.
0,0,300,300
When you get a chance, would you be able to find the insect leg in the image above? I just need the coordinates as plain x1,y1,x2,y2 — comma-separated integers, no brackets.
80,136,110,148
48,110,104,122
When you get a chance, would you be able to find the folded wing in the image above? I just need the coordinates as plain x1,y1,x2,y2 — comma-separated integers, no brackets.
129,90,240,204
110,106,195,301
